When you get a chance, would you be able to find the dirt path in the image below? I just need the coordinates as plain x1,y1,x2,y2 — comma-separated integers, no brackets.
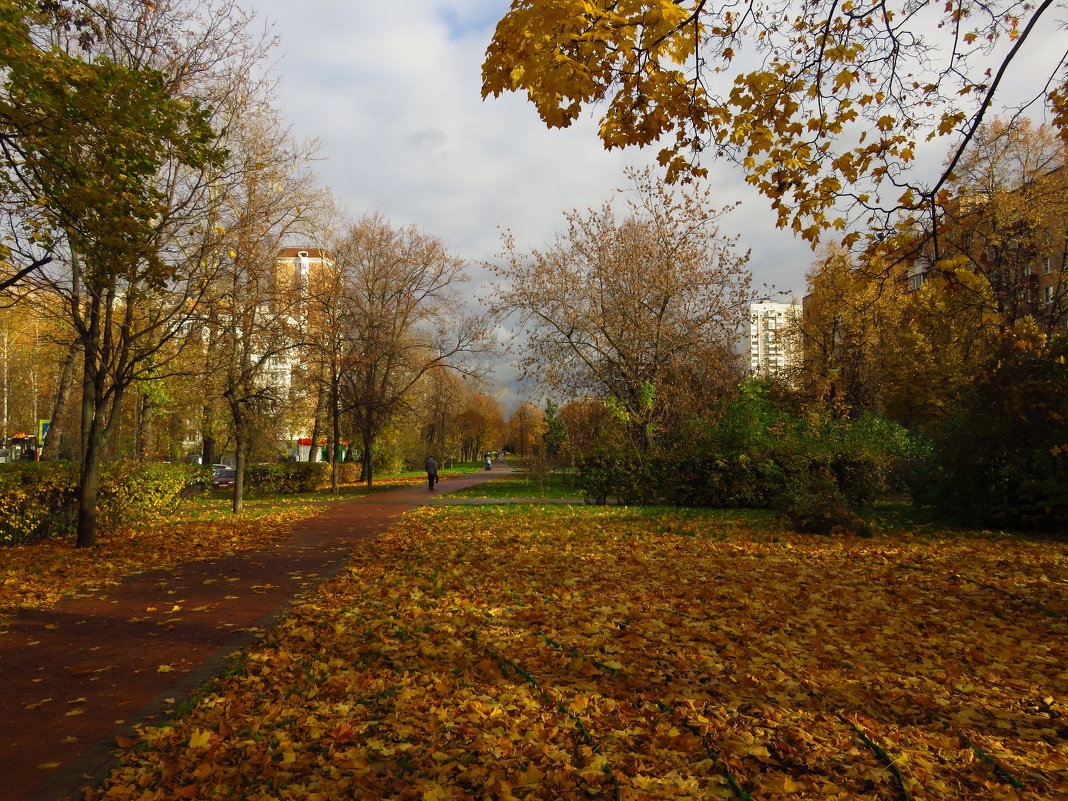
0,468,507,801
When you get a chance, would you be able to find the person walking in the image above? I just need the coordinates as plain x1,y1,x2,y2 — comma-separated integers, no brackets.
424,455,438,491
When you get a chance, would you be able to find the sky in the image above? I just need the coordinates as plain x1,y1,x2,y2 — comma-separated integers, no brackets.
248,0,810,402
251,1,808,285
246,0,1062,402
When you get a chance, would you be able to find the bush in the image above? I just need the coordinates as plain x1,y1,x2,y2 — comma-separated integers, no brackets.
97,462,198,530
242,461,379,494
575,439,654,505
573,379,917,515
0,463,78,545
914,333,1068,530
0,461,199,546
244,463,331,494
775,476,872,537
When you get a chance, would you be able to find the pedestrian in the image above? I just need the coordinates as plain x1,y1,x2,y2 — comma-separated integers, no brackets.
484,453,492,470
424,455,438,491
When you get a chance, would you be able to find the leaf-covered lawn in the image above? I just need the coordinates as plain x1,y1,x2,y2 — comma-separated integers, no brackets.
0,470,476,617
90,506,1067,800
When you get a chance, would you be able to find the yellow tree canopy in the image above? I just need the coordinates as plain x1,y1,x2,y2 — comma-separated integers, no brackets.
483,0,1068,246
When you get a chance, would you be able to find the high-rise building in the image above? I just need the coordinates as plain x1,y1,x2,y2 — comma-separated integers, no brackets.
746,301,801,376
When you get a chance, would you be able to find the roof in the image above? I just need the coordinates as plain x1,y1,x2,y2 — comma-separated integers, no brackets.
276,247,330,259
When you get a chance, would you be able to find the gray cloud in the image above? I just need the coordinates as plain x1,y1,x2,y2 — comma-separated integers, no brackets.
248,1,826,404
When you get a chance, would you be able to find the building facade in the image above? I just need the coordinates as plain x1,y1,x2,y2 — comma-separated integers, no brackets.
746,301,802,376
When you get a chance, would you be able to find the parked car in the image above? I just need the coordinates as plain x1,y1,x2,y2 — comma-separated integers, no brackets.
211,468,236,489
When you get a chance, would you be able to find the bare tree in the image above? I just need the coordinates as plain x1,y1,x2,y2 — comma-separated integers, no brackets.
335,214,490,486
490,167,753,448
207,103,323,513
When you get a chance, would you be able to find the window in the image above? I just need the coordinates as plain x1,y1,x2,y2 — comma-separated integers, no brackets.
298,250,309,258
1024,263,1035,276
1043,256,1052,274
1044,285,1055,304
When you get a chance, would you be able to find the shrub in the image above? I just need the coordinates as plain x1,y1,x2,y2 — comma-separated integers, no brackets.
0,461,199,546
575,438,654,505
914,333,1068,530
244,463,331,494
97,462,198,530
241,461,381,494
775,477,873,537
0,463,78,545
572,379,918,515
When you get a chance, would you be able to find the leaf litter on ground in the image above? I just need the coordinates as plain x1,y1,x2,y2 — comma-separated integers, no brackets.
0,471,467,617
87,505,1067,800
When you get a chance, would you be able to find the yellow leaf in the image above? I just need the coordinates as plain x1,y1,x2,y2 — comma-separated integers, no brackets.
834,69,855,90
762,774,805,794
188,729,212,749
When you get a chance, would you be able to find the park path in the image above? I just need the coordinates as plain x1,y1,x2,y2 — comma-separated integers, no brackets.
0,467,511,801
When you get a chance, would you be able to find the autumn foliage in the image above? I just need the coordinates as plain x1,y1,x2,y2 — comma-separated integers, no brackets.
91,506,1067,800
0,462,200,546
483,1,1067,245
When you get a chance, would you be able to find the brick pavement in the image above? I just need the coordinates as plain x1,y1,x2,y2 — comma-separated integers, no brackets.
0,469,507,801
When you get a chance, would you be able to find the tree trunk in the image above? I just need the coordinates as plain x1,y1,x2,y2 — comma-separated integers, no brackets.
361,421,374,488
137,390,154,460
328,367,340,492
76,329,106,548
232,407,247,514
330,390,340,493
42,340,79,461
308,384,323,463
76,424,103,548
201,402,217,467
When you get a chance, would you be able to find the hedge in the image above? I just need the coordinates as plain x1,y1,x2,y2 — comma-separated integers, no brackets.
0,461,201,546
575,384,918,514
242,462,364,494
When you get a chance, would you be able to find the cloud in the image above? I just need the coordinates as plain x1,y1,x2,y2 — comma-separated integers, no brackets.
257,1,811,282
250,0,820,401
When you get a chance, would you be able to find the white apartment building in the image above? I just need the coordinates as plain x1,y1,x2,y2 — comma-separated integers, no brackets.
746,301,801,376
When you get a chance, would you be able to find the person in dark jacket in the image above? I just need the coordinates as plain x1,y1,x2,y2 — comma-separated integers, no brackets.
424,455,438,491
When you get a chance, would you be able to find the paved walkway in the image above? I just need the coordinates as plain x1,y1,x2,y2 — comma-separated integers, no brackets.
0,468,511,801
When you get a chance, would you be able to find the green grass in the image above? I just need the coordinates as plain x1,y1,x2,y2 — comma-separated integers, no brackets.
173,463,484,522
439,469,586,500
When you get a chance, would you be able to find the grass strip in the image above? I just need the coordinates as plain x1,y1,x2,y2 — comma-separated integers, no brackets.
836,713,913,801
962,735,1027,790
